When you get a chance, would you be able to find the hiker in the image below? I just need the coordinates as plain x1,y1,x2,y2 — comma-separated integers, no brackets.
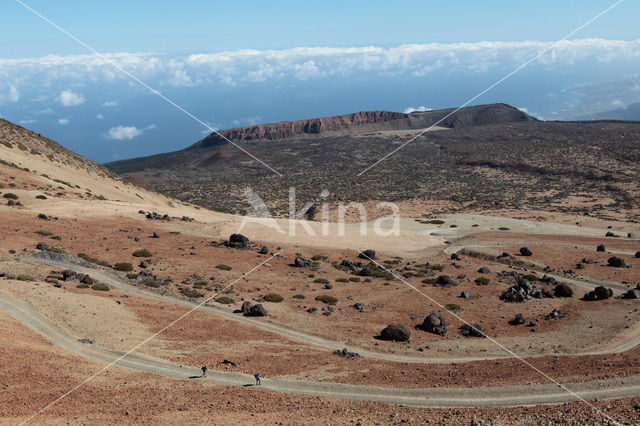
201,365,207,377
255,373,261,385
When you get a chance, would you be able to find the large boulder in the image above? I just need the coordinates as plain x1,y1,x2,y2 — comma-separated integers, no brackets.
635,251,640,258
259,246,269,255
435,275,457,287
519,247,533,256
596,244,606,252
554,283,574,298
621,289,640,299
293,256,313,268
509,313,526,325
358,250,376,260
583,286,613,301
240,301,253,315
379,324,411,342
226,234,249,249
36,242,49,251
246,304,267,317
62,270,77,281
477,266,491,274
420,312,447,336
500,274,542,302
608,256,627,268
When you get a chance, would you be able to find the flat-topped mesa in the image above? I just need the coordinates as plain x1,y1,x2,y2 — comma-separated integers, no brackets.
191,110,408,148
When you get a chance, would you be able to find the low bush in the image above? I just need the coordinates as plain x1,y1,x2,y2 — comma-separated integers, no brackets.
313,278,329,284
292,294,305,299
3,193,18,200
348,277,361,282
8,249,15,254
335,278,349,283
91,283,110,291
78,253,109,266
263,293,283,303
425,219,445,224
126,273,139,280
180,287,203,298
215,264,232,271
36,230,53,236
315,295,338,305
16,274,35,281
50,235,62,240
113,262,134,272
35,195,47,200
141,280,160,288
523,274,539,281
215,296,234,304
46,247,66,254
132,249,152,258
444,303,463,313
76,283,90,289
474,276,491,285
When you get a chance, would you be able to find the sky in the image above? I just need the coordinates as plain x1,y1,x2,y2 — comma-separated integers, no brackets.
1,1,639,162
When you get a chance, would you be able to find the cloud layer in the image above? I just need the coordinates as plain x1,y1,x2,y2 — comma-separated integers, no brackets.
1,39,638,92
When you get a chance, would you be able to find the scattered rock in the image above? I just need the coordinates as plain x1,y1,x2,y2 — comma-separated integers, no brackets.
583,286,613,301
246,304,267,317
62,270,77,281
605,231,617,237
35,242,48,251
358,249,376,260
621,288,640,299
293,256,313,268
628,233,635,238
608,256,627,268
434,275,457,287
459,323,485,338
240,301,253,315
146,212,171,221
509,313,526,325
554,283,574,298
500,274,543,302
596,244,606,252
419,312,447,336
37,213,57,221
544,309,566,320
450,252,461,260
152,231,160,239
379,324,411,342
259,246,269,255
333,348,360,358
636,252,640,258
306,307,318,313
353,303,365,312
477,266,491,274
459,291,470,299
221,359,237,366
78,338,94,344
519,247,533,256
139,260,149,269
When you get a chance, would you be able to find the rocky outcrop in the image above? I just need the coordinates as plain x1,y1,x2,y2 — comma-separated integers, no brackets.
195,111,408,147
379,324,411,342
419,312,447,336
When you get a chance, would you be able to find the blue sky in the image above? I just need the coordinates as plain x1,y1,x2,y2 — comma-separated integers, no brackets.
1,1,639,162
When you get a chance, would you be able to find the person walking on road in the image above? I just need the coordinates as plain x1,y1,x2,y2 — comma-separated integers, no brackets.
201,365,207,377
255,373,261,385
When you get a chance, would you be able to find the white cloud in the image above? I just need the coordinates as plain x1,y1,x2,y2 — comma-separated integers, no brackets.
0,85,20,104
8,85,19,102
102,101,118,107
96,113,104,120
404,106,432,113
58,118,69,125
19,119,37,125
104,124,156,140
58,90,85,106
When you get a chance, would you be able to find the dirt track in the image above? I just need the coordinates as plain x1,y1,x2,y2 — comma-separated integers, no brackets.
2,291,640,409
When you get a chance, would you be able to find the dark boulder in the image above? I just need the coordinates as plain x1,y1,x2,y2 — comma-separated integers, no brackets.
152,231,160,238
605,231,617,237
450,252,461,260
359,250,376,260
608,256,627,268
36,242,48,251
636,252,640,258
62,270,77,281
621,289,640,299
240,301,253,315
509,314,526,325
596,244,606,252
246,304,267,317
519,247,533,256
554,283,574,298
379,324,411,342
333,348,360,358
459,323,485,338
460,291,470,299
80,275,95,285
293,256,313,268
583,286,613,301
259,246,269,255
544,309,566,320
353,302,365,312
477,266,491,274
420,312,447,336
226,233,249,249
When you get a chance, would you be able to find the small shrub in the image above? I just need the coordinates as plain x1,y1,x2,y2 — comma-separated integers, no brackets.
215,296,235,304
523,274,539,281
16,274,35,281
35,195,47,200
3,193,18,200
76,283,90,289
126,273,139,280
322,311,332,316
141,280,160,288
45,278,58,284
474,276,491,285
78,253,109,266
46,247,66,254
263,293,283,303
180,287,203,298
215,264,232,271
36,230,53,236
315,295,338,305
292,294,305,299
113,262,134,272
432,264,445,271
8,249,16,254
445,303,463,313
498,227,510,231
426,219,445,224
403,272,415,278
421,278,436,285
50,235,62,240
91,283,110,291
335,278,349,283
348,277,361,282
132,249,152,258
313,278,329,284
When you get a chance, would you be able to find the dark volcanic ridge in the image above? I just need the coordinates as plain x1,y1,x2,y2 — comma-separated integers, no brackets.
104,103,640,219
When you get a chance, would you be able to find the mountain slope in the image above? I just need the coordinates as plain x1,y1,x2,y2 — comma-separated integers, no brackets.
0,118,173,206
577,102,640,121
